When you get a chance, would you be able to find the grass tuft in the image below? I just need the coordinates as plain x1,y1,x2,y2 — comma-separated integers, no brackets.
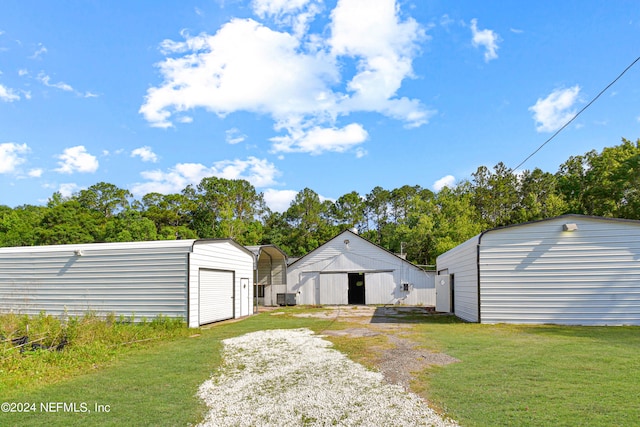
0,312,191,395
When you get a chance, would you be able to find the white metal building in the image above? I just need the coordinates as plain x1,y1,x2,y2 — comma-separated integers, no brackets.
435,214,640,325
246,245,288,306
0,239,255,328
287,230,435,306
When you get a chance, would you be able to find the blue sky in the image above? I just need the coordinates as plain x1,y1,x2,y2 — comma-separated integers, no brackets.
1,1,639,212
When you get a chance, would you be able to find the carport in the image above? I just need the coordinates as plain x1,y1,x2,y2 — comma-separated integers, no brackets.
246,245,288,307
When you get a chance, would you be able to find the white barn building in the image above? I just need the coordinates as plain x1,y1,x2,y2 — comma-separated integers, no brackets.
0,239,255,328
435,214,640,325
287,230,435,306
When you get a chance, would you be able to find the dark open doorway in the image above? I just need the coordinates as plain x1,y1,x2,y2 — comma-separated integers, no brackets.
348,273,365,304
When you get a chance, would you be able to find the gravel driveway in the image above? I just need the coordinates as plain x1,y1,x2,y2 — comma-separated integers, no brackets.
197,328,459,427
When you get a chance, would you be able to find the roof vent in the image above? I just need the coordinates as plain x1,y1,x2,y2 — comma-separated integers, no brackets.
563,223,578,232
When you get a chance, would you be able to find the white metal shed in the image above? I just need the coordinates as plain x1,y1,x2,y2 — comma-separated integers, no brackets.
287,230,435,306
436,214,640,325
0,239,255,328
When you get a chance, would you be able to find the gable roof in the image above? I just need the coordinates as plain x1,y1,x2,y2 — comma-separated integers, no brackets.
287,229,425,271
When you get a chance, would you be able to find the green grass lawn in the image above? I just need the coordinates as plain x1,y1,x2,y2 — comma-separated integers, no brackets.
0,313,332,426
2,308,639,426
415,322,640,427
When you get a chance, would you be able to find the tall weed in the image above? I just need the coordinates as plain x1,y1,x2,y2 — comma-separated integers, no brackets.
0,312,192,394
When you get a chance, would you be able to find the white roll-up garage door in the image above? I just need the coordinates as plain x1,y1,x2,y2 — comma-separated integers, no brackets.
199,269,234,325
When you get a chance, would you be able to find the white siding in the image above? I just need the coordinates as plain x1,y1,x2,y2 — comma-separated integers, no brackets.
0,241,192,320
0,239,255,329
291,272,319,305
199,269,234,324
365,271,395,305
436,235,480,322
287,231,434,305
320,273,348,304
263,284,286,307
397,269,436,306
479,216,640,325
189,240,254,327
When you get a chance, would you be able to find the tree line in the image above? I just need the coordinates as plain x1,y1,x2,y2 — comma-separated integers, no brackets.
1,138,638,265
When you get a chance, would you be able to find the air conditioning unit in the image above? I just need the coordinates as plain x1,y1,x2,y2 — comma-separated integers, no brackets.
277,293,297,306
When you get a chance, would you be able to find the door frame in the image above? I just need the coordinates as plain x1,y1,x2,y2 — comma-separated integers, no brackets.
347,272,366,305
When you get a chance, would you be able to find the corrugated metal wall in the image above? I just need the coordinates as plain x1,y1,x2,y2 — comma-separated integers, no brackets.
0,241,192,320
479,216,640,325
435,235,480,322
0,239,256,328
288,231,435,305
189,240,254,327
319,273,348,304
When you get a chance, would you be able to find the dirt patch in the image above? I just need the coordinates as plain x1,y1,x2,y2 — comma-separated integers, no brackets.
307,306,460,390
376,334,459,390
323,327,381,337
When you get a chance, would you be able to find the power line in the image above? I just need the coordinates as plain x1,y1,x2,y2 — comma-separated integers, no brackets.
512,55,640,171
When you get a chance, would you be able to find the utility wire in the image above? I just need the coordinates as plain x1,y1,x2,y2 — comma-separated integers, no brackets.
512,55,640,171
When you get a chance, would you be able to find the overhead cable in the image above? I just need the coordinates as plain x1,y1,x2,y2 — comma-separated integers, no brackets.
512,55,640,171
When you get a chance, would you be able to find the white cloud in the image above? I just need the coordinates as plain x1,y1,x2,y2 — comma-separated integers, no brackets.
28,168,43,178
226,128,247,144
0,84,20,102
130,156,280,197
131,146,159,163
252,0,321,37
263,188,298,212
270,123,368,155
470,18,499,62
102,149,125,157
329,0,431,125
0,142,29,173
440,14,454,28
529,86,581,132
252,0,312,18
18,69,28,76
54,145,99,174
30,43,47,59
215,157,280,187
433,174,455,191
38,73,73,92
140,0,430,155
58,183,81,198
37,72,97,98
